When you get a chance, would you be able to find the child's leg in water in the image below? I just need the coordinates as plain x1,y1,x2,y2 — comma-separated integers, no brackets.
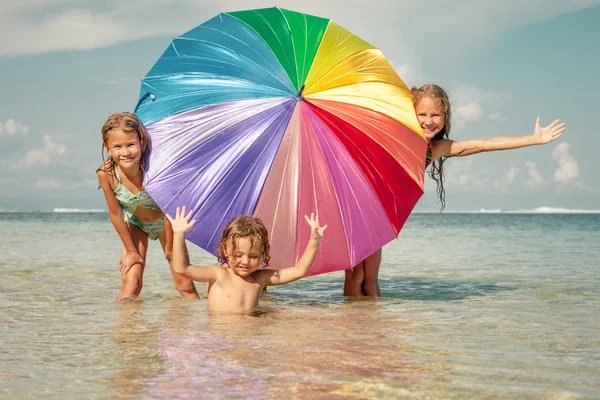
362,248,382,297
344,261,365,296
120,225,148,299
159,231,199,299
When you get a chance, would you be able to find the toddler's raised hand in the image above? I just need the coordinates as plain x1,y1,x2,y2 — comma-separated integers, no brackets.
304,213,327,242
166,206,197,234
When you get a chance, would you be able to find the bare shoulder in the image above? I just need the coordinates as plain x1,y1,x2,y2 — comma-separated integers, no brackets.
96,161,113,175
96,162,114,181
431,138,455,159
254,268,277,285
185,264,228,284
211,264,230,280
96,162,115,190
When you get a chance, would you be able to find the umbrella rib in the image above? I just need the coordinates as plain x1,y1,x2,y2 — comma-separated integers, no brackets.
261,124,298,249
281,10,301,89
302,111,354,266
307,50,384,92
139,81,165,97
175,29,295,92
300,14,309,87
143,87,293,108
166,46,288,90
154,99,290,200
252,11,298,87
311,127,372,266
170,41,180,57
310,100,424,164
205,103,294,246
308,29,364,89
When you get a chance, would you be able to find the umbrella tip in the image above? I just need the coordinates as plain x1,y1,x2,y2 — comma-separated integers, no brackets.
134,91,156,113
295,85,305,101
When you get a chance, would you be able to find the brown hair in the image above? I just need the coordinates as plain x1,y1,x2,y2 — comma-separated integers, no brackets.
217,215,271,267
98,112,151,176
411,84,452,211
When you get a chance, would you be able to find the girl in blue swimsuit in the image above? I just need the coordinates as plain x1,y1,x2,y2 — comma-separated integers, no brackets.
97,112,198,300
344,84,566,297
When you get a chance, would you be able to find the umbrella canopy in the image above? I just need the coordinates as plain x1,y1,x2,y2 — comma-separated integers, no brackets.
135,7,427,276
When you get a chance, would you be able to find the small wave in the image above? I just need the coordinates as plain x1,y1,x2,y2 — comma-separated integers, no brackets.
414,207,600,214
52,208,106,213
515,207,600,214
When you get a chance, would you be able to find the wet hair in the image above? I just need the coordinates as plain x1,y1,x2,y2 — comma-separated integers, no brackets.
217,216,271,267
411,84,452,212
97,112,151,176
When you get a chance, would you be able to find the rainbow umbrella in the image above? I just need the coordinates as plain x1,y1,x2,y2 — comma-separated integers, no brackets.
135,7,427,276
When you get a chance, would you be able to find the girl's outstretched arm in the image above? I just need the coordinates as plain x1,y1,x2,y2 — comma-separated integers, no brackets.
261,214,327,286
432,117,565,160
97,169,144,277
166,206,222,283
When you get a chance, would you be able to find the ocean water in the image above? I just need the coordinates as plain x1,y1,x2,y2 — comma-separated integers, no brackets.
1,211,599,399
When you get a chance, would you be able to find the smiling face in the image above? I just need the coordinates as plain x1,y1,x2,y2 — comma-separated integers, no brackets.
415,96,445,141
225,236,264,277
105,128,142,169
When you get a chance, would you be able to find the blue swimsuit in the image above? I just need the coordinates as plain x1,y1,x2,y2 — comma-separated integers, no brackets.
113,167,164,240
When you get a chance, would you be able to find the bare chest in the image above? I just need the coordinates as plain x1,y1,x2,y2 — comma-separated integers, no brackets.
207,273,263,313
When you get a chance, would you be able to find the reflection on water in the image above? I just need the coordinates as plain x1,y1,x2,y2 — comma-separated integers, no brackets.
101,296,449,400
102,299,165,400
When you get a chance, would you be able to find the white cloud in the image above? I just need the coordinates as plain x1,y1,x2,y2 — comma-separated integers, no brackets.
82,178,98,187
442,158,489,192
393,64,422,89
0,119,30,136
29,177,97,190
34,177,64,190
525,161,543,188
447,83,513,133
573,181,600,194
552,142,580,183
1,1,599,56
454,102,484,131
457,175,469,186
22,135,66,167
488,112,506,121
491,161,543,192
506,166,517,182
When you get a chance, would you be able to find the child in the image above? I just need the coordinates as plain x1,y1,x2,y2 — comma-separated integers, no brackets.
167,206,327,315
97,112,198,300
344,84,566,297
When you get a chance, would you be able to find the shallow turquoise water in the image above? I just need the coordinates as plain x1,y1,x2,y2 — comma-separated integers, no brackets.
1,212,599,399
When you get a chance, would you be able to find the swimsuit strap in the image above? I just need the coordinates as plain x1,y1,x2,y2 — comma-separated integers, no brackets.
425,141,433,168
114,165,122,183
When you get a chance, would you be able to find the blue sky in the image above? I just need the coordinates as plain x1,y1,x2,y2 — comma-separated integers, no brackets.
1,0,599,212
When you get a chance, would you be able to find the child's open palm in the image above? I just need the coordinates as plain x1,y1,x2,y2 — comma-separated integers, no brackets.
166,206,197,234
304,213,327,242
533,117,565,144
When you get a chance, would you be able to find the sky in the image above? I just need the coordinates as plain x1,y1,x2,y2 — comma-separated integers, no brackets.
1,0,599,212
